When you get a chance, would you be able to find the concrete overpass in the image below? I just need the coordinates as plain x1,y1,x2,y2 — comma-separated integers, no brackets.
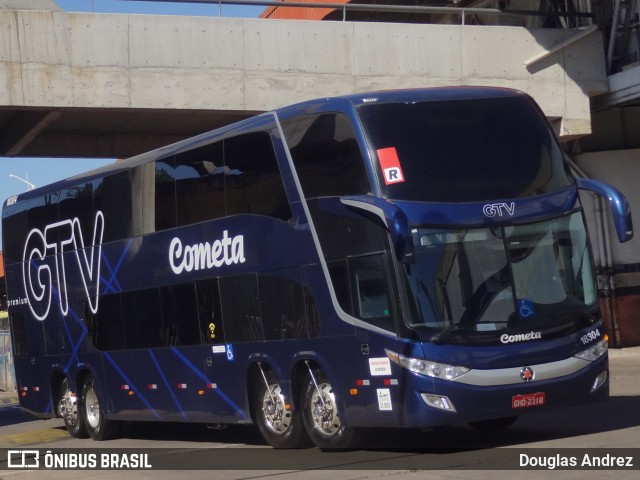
0,1,609,158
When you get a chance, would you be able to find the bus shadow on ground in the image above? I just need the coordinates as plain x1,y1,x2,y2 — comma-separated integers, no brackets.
110,393,640,471
0,404,41,428
114,394,640,451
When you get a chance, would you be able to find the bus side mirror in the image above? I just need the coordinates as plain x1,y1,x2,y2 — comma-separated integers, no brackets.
340,196,415,263
576,178,633,243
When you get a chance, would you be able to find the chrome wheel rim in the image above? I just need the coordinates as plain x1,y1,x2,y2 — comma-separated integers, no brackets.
60,383,79,426
262,384,291,434
85,385,100,429
310,382,341,435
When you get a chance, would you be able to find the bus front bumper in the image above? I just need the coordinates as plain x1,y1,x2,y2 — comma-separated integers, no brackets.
390,355,609,428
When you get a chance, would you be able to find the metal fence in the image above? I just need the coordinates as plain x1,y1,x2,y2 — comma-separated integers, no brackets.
123,0,595,26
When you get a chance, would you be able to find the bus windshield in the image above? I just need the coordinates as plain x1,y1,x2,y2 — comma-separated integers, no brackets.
357,95,572,201
403,212,597,344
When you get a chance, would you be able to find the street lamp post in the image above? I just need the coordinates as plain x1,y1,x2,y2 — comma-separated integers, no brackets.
9,174,36,191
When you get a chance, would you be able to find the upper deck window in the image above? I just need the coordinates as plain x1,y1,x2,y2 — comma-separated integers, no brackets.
175,141,225,227
282,113,370,199
357,96,571,202
154,131,291,231
224,132,292,220
2,169,139,263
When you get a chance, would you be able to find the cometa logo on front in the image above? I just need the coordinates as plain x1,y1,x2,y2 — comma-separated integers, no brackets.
500,331,542,344
169,230,245,275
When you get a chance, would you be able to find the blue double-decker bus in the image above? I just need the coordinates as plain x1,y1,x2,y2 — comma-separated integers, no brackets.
2,87,632,449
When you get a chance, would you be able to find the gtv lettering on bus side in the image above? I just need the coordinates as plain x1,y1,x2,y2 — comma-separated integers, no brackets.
168,230,245,275
22,212,104,321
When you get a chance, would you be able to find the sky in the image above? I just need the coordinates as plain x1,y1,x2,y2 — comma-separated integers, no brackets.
0,1,265,245
55,0,265,18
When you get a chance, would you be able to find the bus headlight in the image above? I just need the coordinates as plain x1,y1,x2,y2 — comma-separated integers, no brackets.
573,339,608,362
385,349,469,380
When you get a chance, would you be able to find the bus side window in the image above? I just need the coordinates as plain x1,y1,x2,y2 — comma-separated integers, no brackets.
60,181,96,242
224,132,292,221
219,274,263,343
160,284,202,347
282,112,370,199
121,289,163,349
26,192,60,239
2,204,28,263
329,255,394,332
303,284,321,338
175,142,225,227
350,255,393,331
328,260,353,316
96,171,135,243
258,272,308,340
195,279,225,345
155,157,177,231
10,313,27,356
90,294,126,351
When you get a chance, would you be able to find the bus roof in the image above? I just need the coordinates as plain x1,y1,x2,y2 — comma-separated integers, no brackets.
3,86,528,210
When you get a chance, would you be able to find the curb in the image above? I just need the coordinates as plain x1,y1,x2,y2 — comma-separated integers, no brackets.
0,392,18,406
608,346,640,358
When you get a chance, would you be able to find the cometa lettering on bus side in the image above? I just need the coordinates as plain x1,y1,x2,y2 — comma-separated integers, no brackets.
169,230,245,275
500,331,542,344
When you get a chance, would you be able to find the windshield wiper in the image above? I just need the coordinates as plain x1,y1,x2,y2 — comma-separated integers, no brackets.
533,306,599,335
430,320,508,344
430,324,463,344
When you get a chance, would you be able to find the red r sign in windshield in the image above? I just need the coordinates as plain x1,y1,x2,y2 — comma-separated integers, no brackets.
376,147,405,185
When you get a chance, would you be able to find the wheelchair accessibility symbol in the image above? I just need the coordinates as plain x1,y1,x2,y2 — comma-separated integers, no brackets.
518,299,535,319
226,344,235,362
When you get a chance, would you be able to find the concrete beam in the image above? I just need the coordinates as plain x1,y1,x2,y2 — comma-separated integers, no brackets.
0,9,610,157
593,65,640,111
1,110,61,156
0,0,60,10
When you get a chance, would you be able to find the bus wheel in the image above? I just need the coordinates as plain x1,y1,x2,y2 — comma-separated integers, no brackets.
82,375,117,441
59,378,88,438
253,370,309,448
468,416,518,431
301,369,358,450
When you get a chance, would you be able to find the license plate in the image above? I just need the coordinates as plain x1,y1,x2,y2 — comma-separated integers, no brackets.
512,392,545,409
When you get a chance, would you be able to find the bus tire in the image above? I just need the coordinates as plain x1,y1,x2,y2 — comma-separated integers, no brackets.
82,375,117,441
301,369,358,450
59,378,89,438
252,371,310,449
468,416,518,431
